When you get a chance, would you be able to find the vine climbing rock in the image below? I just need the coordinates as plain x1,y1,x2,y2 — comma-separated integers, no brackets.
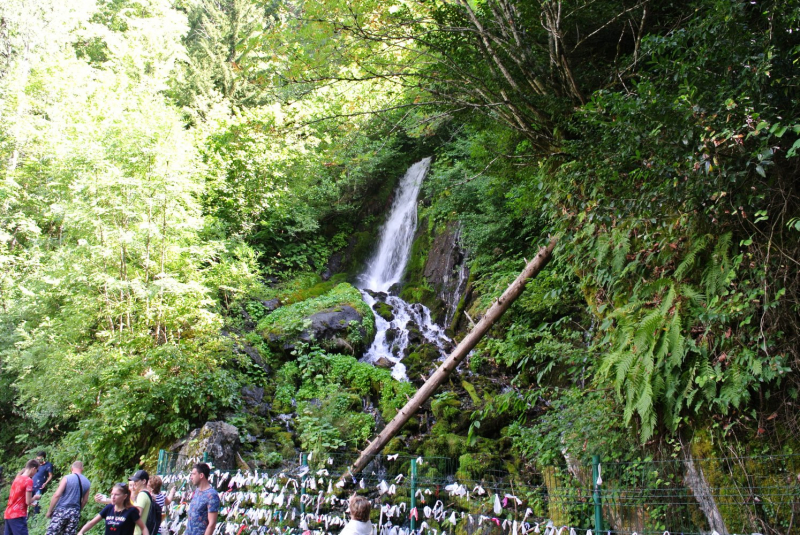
171,421,241,470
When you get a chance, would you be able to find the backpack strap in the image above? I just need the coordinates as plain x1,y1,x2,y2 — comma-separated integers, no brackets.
75,474,84,511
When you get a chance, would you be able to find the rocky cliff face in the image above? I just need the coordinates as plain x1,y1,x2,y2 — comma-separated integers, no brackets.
401,217,470,330
422,221,470,329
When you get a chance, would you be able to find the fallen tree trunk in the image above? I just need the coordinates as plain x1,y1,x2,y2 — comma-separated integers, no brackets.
346,237,557,478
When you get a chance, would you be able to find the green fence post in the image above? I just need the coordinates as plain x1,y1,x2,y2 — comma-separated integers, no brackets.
592,455,602,534
301,453,308,515
202,452,209,463
157,450,164,476
410,458,417,531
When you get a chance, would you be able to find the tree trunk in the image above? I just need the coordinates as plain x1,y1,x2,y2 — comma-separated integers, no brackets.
345,237,557,478
682,439,728,535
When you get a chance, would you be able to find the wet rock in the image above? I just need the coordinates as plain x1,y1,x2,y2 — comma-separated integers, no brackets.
374,356,394,369
171,421,241,470
406,320,422,345
374,301,395,321
385,327,399,344
420,221,470,327
402,343,440,383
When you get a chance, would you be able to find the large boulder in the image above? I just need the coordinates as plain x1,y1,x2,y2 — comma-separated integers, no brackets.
299,305,365,344
259,283,375,357
171,421,240,470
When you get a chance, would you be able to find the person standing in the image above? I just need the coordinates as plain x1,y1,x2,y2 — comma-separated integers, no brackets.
44,461,91,535
185,463,219,535
76,483,148,535
32,452,54,514
127,471,151,535
340,495,373,535
146,477,171,535
3,459,40,535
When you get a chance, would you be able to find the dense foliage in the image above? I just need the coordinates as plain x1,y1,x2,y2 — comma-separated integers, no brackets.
0,0,797,514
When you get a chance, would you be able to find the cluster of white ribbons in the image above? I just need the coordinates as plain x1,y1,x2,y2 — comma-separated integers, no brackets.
159,465,648,535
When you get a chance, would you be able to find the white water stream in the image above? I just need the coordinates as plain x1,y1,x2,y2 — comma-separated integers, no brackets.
356,158,453,380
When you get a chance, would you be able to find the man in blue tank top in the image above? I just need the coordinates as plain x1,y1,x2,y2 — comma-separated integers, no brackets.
44,461,91,535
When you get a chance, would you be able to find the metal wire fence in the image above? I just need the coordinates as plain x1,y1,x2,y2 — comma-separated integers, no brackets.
158,449,800,535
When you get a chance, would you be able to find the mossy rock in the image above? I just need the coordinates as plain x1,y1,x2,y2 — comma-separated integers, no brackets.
403,344,439,381
456,452,494,480
258,283,375,357
374,301,395,321
431,392,461,421
345,231,377,272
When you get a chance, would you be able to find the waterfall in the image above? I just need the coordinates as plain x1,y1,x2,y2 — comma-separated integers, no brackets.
358,158,431,291
356,157,452,380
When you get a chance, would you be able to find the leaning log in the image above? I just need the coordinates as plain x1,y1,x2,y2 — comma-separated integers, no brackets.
345,237,557,478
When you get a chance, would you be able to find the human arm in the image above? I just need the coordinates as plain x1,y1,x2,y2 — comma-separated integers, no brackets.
203,512,218,535
43,468,54,490
77,514,103,535
135,518,149,535
94,493,111,505
81,487,91,510
203,491,220,535
46,476,69,517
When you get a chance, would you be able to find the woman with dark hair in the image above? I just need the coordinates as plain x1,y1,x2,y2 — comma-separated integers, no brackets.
77,484,148,535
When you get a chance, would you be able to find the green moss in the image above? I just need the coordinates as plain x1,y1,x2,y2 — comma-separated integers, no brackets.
456,452,493,480
346,231,377,272
258,282,375,349
461,380,481,405
374,301,395,321
403,216,431,286
403,344,439,379
431,391,461,422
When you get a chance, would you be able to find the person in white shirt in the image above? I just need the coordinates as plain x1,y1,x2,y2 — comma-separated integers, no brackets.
340,496,373,535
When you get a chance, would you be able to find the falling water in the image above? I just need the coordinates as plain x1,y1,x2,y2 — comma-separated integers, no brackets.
356,157,452,380
358,158,431,292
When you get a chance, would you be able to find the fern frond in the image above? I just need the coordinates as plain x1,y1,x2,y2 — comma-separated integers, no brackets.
666,310,685,368
678,284,705,306
634,309,663,352
612,233,631,273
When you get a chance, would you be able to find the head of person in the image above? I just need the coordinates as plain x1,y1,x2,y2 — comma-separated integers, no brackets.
348,495,371,522
21,458,40,477
71,461,84,473
149,475,163,494
36,451,46,463
111,483,133,508
190,463,210,486
128,470,149,492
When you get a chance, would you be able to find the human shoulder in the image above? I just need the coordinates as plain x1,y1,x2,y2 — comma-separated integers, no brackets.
126,506,141,521
135,491,152,508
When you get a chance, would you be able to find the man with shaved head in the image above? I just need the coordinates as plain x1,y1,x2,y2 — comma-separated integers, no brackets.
45,461,91,535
